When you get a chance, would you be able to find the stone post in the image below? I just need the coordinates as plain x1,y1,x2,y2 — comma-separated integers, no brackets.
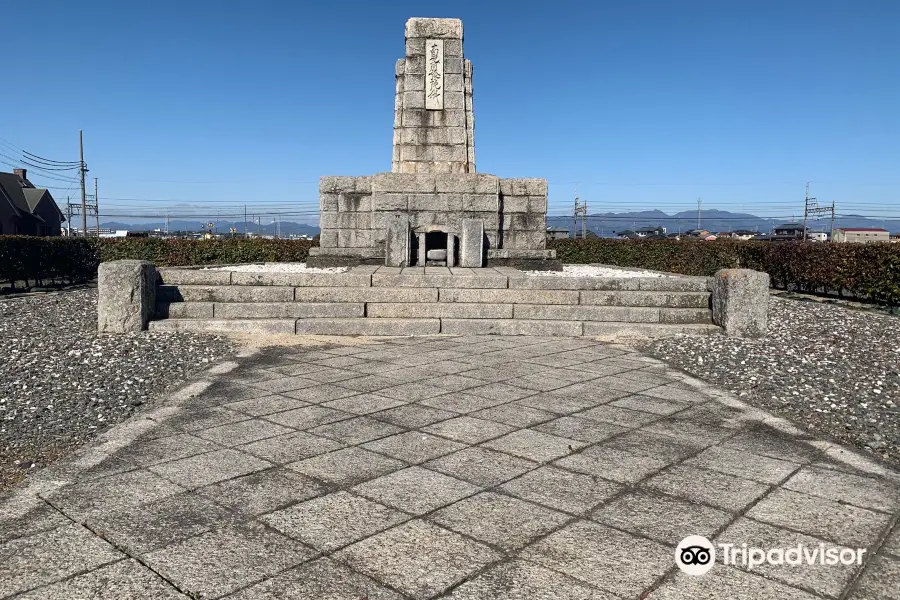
418,232,427,266
385,215,411,267
97,260,157,333
447,234,457,267
460,218,484,268
710,269,770,338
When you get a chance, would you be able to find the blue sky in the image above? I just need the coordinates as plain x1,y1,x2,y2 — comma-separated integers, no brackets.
2,0,898,226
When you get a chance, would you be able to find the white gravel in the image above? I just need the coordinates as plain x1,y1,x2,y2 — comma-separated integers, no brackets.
202,263,348,273
525,265,674,278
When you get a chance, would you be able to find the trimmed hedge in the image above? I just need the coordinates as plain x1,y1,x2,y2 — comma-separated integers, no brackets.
549,238,900,305
2,236,898,305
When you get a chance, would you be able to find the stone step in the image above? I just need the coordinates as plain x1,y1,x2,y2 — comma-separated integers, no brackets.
149,319,297,334
366,302,513,319
511,305,713,324
294,318,440,336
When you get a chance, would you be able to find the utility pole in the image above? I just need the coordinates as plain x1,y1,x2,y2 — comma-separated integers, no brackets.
697,197,702,230
244,205,248,236
94,178,100,236
79,130,87,237
65,197,72,236
803,182,835,242
803,182,810,241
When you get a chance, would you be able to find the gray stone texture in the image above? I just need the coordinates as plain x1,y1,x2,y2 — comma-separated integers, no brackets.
97,260,157,333
385,215,411,267
711,268,770,337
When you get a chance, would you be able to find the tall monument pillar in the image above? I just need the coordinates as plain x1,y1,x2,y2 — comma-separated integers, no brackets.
392,18,475,174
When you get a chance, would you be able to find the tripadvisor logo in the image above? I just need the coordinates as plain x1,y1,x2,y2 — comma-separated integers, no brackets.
676,535,868,576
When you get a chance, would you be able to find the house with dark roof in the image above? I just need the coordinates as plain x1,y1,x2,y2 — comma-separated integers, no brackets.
0,169,65,236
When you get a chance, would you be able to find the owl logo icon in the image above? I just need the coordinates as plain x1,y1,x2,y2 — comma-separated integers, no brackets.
675,535,716,575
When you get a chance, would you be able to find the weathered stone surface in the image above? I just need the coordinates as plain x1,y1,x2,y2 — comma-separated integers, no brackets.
98,260,157,333
460,218,484,268
294,287,437,303
231,272,371,287
155,302,214,319
158,285,293,303
372,273,507,288
367,303,513,319
441,319,583,336
156,268,231,285
711,269,770,337
148,319,296,334
294,318,440,335
659,308,714,324
580,291,711,308
405,17,463,39
513,305,660,322
583,322,722,340
385,215,411,267
214,302,364,319
440,288,579,305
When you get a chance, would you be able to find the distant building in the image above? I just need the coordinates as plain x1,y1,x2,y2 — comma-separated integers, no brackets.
634,226,667,237
724,230,759,240
773,223,806,239
832,228,890,243
546,227,569,241
890,233,900,243
807,231,828,243
0,169,66,236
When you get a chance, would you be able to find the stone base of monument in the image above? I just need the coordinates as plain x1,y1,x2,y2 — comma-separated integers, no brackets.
125,263,767,339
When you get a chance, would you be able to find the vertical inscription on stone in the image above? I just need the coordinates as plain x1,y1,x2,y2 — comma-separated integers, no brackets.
425,39,444,110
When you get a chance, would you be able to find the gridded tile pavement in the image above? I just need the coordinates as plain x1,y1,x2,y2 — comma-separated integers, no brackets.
2,335,899,599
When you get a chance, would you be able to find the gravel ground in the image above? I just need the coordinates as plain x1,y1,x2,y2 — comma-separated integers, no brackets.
524,265,673,277
203,263,348,273
0,289,234,490
638,295,900,469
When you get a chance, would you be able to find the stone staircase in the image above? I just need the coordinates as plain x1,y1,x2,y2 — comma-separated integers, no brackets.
148,265,721,338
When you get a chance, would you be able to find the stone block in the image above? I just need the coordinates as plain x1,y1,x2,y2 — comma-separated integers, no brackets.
659,308,713,324
430,109,466,127
214,303,364,319
502,196,529,213
155,302,214,318
513,305,661,322
320,193,339,212
446,73,464,92
294,318,440,335
395,58,405,76
402,109,427,127
444,57,464,74
461,195,498,211
149,319,296,334
403,73,425,91
710,269,769,337
373,172,437,193
372,193,409,211
404,55,425,74
157,267,231,285
372,273,508,289
318,230,338,248
337,229,375,247
580,291,711,308
98,259,157,333
405,17,463,39
440,288,579,305
385,215,411,267
337,194,371,212
460,218,484,268
405,37,425,56
294,287,437,303
399,127,425,145
402,90,424,108
319,176,361,194
158,285,293,303
368,303,513,319
442,319,583,337
444,92,465,109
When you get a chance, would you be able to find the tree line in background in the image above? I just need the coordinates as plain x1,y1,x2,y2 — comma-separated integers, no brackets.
0,236,897,305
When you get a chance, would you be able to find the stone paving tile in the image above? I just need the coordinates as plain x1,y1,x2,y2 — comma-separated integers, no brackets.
45,469,185,518
883,526,900,558
431,491,571,551
363,431,467,464
499,465,622,516
521,520,671,598
115,432,220,467
781,465,900,512
196,418,295,447
281,382,360,402
321,392,406,414
578,405,663,428
166,407,249,432
197,468,325,516
644,416,739,445
533,415,627,443
517,393,613,415
353,466,480,514
466,382,539,402
289,447,405,486
424,446,537,487
429,374,487,392
308,415,404,445
335,519,501,600
719,427,825,464
296,368,365,384
264,405,351,430
223,394,310,416
313,355,371,369
554,368,606,384
371,403,458,428
546,381,633,402
262,491,408,552
639,383,712,403
332,374,402,392
444,559,616,600
600,429,707,462
419,392,512,414
470,402,557,427
0,497,69,543
651,567,819,599
576,361,635,377
13,558,187,600
641,464,771,513
249,375,320,394
526,353,591,368
268,361,330,376
609,394,691,415
143,523,314,599
228,557,404,600
423,415,515,444
592,489,731,545
504,373,574,392
482,429,586,463
718,517,863,598
555,446,672,484
0,523,123,597
459,365,515,382
847,555,900,600
747,488,892,548
376,382,451,402
686,446,801,484
149,448,272,489
86,491,238,554
238,430,344,464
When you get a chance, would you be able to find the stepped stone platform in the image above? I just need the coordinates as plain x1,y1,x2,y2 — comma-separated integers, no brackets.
149,265,722,338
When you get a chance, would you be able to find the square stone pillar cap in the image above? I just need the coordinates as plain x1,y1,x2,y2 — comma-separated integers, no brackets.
405,18,463,39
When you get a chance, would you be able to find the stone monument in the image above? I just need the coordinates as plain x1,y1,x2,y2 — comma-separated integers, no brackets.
308,17,558,269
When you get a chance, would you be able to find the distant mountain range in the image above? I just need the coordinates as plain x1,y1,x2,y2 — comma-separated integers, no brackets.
101,210,897,238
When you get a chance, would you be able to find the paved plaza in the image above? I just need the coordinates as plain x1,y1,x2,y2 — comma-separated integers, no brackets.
2,335,898,599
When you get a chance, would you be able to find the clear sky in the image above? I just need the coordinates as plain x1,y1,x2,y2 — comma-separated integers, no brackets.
2,0,898,226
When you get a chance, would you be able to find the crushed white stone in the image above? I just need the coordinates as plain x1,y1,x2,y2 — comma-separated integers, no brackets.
202,263,349,274
525,265,674,278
